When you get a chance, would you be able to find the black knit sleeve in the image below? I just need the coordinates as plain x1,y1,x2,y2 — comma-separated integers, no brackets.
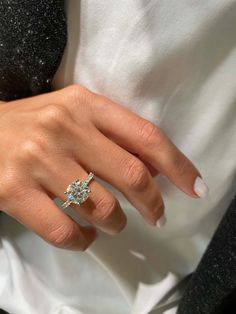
0,0,67,101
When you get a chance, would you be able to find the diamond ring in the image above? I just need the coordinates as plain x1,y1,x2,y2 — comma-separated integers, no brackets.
61,172,94,209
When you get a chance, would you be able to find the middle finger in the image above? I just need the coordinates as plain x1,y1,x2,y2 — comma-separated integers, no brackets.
72,128,165,226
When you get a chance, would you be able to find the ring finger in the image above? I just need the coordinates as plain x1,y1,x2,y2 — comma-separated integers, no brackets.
37,157,127,235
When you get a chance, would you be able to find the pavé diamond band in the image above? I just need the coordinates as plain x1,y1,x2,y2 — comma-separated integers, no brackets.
61,172,94,209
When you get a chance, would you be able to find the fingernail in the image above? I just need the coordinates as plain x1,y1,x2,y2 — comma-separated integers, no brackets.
193,176,209,198
156,213,167,228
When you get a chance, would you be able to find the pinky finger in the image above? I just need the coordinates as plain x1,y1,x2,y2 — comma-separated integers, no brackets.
4,187,97,251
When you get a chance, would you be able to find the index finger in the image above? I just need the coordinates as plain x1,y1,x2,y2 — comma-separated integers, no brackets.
90,94,209,199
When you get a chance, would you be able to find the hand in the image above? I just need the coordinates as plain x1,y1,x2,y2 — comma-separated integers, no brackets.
0,84,208,251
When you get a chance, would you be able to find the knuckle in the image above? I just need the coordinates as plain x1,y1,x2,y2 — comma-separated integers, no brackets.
138,120,162,147
94,196,117,222
19,138,47,161
39,104,69,128
47,223,76,249
66,84,93,106
123,159,149,191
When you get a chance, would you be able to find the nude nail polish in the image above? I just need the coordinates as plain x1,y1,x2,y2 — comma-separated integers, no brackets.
156,213,167,228
194,176,209,198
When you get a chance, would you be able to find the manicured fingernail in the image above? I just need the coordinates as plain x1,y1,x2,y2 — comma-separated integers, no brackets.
193,176,209,198
156,213,167,228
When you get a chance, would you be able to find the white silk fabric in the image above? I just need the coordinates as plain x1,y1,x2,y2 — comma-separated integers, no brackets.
1,1,236,313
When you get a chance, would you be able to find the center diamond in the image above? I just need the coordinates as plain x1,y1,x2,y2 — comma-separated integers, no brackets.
65,180,90,205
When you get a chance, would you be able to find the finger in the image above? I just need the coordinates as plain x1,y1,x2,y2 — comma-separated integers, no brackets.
90,95,206,198
71,128,165,226
132,152,159,177
2,186,97,251
37,157,127,234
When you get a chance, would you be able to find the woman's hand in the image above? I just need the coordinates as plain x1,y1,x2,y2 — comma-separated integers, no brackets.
0,84,208,251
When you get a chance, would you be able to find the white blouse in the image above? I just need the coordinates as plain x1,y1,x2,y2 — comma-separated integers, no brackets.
1,1,236,313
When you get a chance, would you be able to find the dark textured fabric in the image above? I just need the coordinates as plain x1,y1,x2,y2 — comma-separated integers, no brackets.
0,0,67,101
177,194,236,314
0,310,10,314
